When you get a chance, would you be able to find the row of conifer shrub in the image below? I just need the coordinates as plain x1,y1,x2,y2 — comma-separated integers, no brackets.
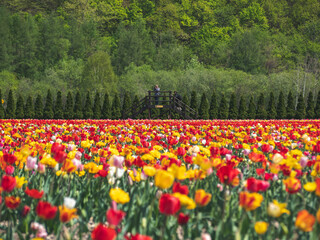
0,89,319,120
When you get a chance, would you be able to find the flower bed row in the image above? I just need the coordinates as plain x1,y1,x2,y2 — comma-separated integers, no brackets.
0,119,320,240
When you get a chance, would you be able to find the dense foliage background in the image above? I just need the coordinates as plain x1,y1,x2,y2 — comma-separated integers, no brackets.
0,0,320,104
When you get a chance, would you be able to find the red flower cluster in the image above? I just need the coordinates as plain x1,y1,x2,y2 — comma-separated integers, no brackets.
246,177,270,192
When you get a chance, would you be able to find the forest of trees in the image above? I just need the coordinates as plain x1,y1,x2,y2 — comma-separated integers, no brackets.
0,0,320,106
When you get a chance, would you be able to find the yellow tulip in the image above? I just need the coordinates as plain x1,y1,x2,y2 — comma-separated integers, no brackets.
254,221,268,235
143,166,157,177
267,200,290,217
303,182,317,192
109,188,130,204
155,170,174,189
172,192,196,209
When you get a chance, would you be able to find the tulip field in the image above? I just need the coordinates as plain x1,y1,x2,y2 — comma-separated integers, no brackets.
1,119,320,240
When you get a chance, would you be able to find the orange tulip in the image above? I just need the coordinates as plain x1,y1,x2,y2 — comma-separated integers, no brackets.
59,205,78,223
295,210,315,232
317,209,320,224
5,196,21,209
195,189,212,207
239,192,263,211
283,177,301,194
249,152,266,163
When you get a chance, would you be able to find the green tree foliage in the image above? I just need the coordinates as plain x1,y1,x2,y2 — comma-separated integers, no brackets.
0,8,12,72
315,91,320,119
15,94,24,119
238,95,247,119
306,91,315,119
267,92,277,119
153,32,187,71
295,92,306,119
131,95,140,119
218,94,228,119
10,14,39,77
64,91,74,119
24,95,34,119
113,19,155,75
37,16,70,71
82,51,117,93
286,91,295,119
73,91,83,119
102,92,111,119
34,94,43,119
277,91,286,119
111,93,121,119
182,94,189,107
43,90,54,119
0,2,320,108
248,96,256,119
228,92,238,119
190,91,198,116
54,91,64,119
83,91,93,119
2,0,65,13
229,29,268,74
122,92,131,119
6,89,15,119
0,89,5,118
209,90,218,119
198,93,209,119
256,93,267,119
93,92,102,119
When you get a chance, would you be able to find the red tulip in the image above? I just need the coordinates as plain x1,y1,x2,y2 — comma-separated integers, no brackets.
51,142,65,154
106,208,126,227
216,165,240,186
159,194,180,216
261,144,271,153
178,213,189,225
54,150,67,164
256,168,265,177
91,224,117,240
5,165,15,175
172,182,189,195
25,187,44,199
1,175,16,192
177,147,186,156
22,205,31,217
246,177,270,192
36,201,57,220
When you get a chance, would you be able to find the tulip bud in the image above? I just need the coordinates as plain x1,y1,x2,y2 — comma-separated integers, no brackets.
22,205,30,217
38,163,46,174
201,233,212,240
142,217,147,228
26,156,37,170
156,190,163,199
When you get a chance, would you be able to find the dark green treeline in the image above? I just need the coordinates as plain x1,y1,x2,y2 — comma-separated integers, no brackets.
1,89,320,120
